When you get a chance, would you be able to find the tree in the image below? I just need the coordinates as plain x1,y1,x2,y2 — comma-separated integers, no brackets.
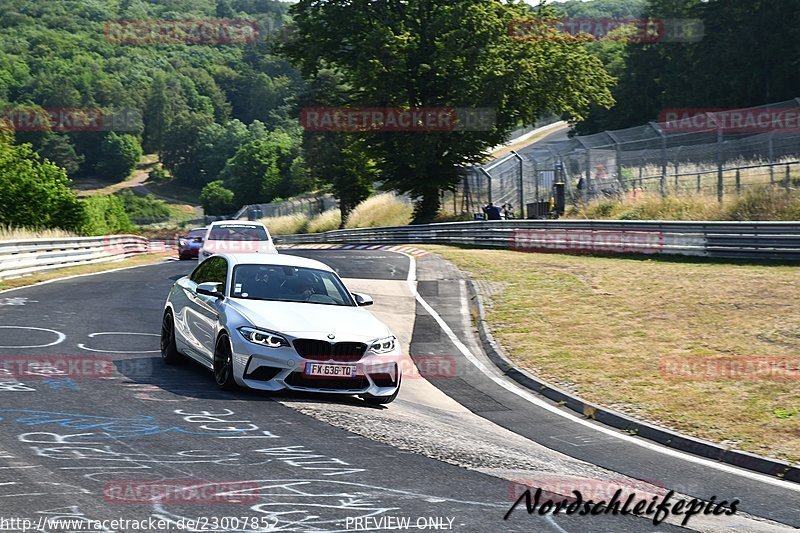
0,126,85,231
200,180,235,215
220,135,292,205
38,134,83,176
160,111,215,184
96,132,142,182
282,0,614,222
143,74,173,153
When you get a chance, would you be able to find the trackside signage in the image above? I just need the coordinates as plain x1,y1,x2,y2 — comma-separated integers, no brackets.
512,229,664,254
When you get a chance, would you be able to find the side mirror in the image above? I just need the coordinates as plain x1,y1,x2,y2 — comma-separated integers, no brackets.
196,282,224,298
352,292,373,306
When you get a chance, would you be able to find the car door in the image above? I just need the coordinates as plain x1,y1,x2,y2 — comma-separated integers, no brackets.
187,256,228,361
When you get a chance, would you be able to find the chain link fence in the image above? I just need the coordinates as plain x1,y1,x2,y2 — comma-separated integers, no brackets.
446,98,800,219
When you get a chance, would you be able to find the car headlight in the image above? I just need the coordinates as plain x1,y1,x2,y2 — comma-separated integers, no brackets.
238,327,289,348
179,239,187,246
369,335,396,354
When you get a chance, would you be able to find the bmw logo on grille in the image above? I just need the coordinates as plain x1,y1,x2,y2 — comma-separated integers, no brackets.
327,333,335,340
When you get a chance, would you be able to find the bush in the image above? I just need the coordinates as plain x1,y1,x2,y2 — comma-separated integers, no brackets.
259,214,309,235
148,166,169,182
0,130,85,232
115,190,171,219
571,187,800,221
725,186,800,221
307,209,342,233
199,180,235,215
80,195,136,235
345,193,413,228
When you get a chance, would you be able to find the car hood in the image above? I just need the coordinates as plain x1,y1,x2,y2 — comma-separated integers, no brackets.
227,299,392,341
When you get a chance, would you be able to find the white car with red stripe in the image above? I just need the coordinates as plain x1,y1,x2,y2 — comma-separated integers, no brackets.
198,221,277,263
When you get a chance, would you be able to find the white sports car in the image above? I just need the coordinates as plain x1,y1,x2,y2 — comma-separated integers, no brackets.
161,253,402,404
198,221,277,263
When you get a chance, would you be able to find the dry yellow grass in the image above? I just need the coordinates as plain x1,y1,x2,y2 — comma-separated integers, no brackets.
259,214,309,235
345,193,413,228
426,245,800,464
307,209,342,233
0,226,78,241
572,186,800,221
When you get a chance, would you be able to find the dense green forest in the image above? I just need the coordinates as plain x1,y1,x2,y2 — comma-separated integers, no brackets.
0,0,307,230
569,0,800,134
1,0,797,232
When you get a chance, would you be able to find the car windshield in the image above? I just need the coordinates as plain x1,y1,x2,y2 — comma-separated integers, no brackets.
231,265,354,306
187,230,205,240
208,225,268,241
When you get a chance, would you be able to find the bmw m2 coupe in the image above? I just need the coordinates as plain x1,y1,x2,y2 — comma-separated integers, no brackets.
161,253,402,404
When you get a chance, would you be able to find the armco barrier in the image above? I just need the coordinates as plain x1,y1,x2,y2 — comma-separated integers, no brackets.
0,235,151,280
273,220,800,260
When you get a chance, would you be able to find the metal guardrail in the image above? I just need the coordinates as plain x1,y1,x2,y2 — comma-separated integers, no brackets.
274,220,800,260
0,235,152,280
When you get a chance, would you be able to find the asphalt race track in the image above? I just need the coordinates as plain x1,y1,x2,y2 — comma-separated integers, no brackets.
0,249,794,532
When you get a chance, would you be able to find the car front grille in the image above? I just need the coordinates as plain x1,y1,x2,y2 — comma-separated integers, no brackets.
284,372,369,391
292,339,367,362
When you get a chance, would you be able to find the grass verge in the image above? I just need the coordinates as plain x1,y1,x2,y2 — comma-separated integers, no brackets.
0,252,171,291
424,245,800,464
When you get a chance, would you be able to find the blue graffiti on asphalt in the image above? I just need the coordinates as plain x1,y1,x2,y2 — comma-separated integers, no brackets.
0,410,253,439
42,378,80,391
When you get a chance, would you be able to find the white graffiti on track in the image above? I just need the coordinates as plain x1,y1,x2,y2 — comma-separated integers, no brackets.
153,479,499,532
0,326,65,349
0,368,35,392
0,297,36,306
77,331,160,354
255,446,365,477
29,445,271,468
0,410,271,439
175,409,279,440
35,506,115,533
0,481,91,499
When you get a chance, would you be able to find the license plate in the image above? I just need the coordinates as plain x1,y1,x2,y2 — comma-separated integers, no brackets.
304,363,357,378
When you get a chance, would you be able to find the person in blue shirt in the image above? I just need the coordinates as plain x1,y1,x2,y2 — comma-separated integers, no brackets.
482,202,502,220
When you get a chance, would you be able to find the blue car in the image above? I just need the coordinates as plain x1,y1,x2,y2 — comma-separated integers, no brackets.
178,227,207,260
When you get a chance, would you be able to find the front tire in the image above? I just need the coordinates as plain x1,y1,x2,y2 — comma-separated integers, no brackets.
213,334,237,391
160,310,182,364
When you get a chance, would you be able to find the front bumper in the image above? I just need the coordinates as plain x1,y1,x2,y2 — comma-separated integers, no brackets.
230,337,402,397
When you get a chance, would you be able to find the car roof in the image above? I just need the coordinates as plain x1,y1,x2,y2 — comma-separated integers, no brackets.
218,253,335,272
